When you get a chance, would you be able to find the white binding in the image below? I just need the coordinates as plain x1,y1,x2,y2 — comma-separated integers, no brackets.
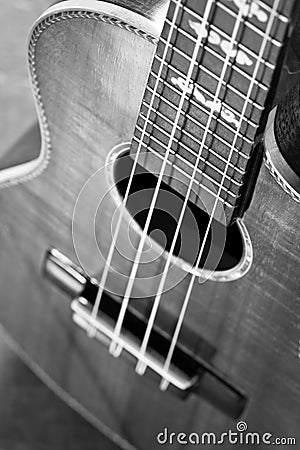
106,143,253,282
41,1,165,36
0,0,163,189
264,106,300,203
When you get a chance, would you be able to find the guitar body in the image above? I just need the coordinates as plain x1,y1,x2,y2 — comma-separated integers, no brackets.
0,1,299,448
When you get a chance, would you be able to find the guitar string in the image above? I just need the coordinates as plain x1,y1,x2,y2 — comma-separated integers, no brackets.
139,58,256,193
135,0,246,375
182,2,279,67
186,1,288,39
217,0,283,45
132,132,241,198
137,3,282,215
247,0,287,20
136,5,275,206
168,13,273,70
142,80,252,193
148,70,258,133
137,111,249,189
133,145,235,208
138,101,251,160
132,134,240,202
142,25,275,166
108,0,217,356
139,98,251,163
133,125,246,180
160,33,270,89
144,79,254,146
137,97,249,202
145,75,256,145
133,0,282,207
134,148,236,209
159,0,280,391
87,0,183,337
152,55,265,114
88,0,280,364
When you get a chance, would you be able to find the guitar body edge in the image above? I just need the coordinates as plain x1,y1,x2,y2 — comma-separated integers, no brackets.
0,1,299,449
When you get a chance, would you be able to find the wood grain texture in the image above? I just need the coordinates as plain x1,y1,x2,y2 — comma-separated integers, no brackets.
0,3,126,448
129,0,292,226
0,327,122,450
0,1,299,449
0,0,49,160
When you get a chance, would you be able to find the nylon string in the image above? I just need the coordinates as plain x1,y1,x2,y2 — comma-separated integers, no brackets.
87,0,183,338
135,0,247,376
159,0,280,391
109,0,217,356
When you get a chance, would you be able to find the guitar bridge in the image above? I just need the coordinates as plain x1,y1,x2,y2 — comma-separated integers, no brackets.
44,248,247,419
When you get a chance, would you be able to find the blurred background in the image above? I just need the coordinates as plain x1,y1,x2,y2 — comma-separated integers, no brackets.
0,0,48,158
0,2,119,449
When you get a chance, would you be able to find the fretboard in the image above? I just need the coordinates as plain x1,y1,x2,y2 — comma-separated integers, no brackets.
130,0,295,224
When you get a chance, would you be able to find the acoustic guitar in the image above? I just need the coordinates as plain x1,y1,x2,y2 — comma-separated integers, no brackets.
0,0,300,448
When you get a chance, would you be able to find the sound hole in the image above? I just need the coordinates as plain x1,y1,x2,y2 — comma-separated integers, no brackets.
114,152,244,272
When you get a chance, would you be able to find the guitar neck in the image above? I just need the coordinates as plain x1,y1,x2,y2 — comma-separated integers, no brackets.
130,0,294,225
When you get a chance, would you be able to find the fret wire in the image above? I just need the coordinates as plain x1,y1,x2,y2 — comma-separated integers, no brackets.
158,0,285,394
142,95,250,164
169,11,275,70
135,127,240,196
141,95,250,161
165,0,247,207
160,35,268,91
216,1,282,46
206,0,281,212
132,136,237,207
172,147,240,195
134,124,241,196
75,305,190,390
148,144,238,204
179,6,276,69
230,0,281,129
254,0,288,21
171,0,289,23
138,108,247,178
122,0,237,364
211,0,281,210
146,80,255,146
124,1,217,342
160,70,260,130
92,0,184,346
135,119,244,182
139,110,249,184
156,52,265,110
134,132,238,198
154,53,265,112
137,0,242,382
